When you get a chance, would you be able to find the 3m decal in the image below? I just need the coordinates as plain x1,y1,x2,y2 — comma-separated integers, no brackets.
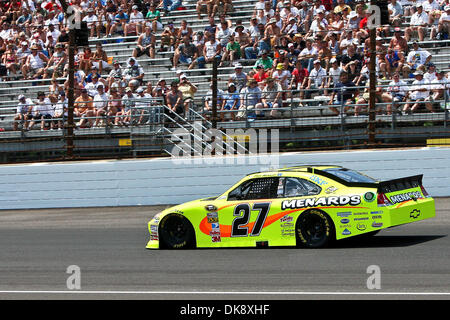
281,195,361,210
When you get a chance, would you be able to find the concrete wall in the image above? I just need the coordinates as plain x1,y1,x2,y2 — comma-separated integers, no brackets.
0,147,449,209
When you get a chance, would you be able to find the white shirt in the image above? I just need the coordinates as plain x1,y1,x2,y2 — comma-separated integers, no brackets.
82,14,98,27
93,92,109,110
422,0,439,12
406,49,431,69
34,98,53,115
409,78,430,99
388,79,408,96
17,98,34,114
410,11,429,26
309,67,327,87
205,40,220,59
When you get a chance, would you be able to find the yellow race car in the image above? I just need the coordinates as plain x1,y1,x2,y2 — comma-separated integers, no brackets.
146,166,435,249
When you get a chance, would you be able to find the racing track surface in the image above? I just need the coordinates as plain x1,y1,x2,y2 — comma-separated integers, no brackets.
0,199,449,300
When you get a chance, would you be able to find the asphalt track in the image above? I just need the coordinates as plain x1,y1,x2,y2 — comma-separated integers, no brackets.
0,199,449,300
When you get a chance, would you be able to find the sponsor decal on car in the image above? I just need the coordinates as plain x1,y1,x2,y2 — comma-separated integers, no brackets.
309,175,328,186
281,196,361,210
410,209,421,219
325,186,338,194
390,191,422,204
372,222,383,228
342,228,351,235
207,212,219,223
356,223,367,231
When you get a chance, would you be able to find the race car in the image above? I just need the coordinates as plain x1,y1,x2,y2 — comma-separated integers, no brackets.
146,166,435,249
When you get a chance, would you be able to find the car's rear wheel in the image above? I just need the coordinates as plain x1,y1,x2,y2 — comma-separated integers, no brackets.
296,209,334,248
159,214,195,249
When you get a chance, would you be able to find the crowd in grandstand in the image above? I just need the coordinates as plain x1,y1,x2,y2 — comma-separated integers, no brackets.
2,0,450,131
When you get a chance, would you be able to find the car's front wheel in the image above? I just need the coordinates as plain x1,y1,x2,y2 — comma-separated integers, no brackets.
296,209,334,248
159,214,195,249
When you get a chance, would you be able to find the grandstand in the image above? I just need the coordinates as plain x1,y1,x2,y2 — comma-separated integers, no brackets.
0,0,449,163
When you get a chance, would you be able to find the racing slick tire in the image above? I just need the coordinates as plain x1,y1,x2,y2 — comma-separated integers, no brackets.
159,214,196,249
296,209,335,248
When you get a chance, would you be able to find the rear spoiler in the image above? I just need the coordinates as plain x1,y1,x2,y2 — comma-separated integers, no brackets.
377,175,423,193
308,168,424,191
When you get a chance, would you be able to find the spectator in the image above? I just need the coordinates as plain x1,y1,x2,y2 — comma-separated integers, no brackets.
2,44,19,77
146,3,163,32
305,59,327,98
93,84,109,127
388,27,408,54
108,86,123,126
272,62,291,91
121,87,138,125
221,82,240,121
380,48,404,80
28,91,53,131
228,63,248,92
254,49,273,71
176,20,194,47
325,57,341,94
405,3,429,42
290,59,309,99
328,71,358,116
79,46,93,75
403,41,432,78
172,34,198,70
388,72,408,115
42,42,66,79
53,91,67,130
135,86,153,125
163,0,182,14
195,34,222,69
204,81,224,114
91,42,111,75
107,59,123,89
403,71,431,114
425,69,448,112
253,64,269,87
21,44,48,80
221,34,241,65
238,78,263,119
123,57,144,86
196,0,215,20
74,88,95,128
166,80,184,117
178,74,198,119
160,21,178,52
108,6,129,38
125,5,144,37
298,38,318,72
261,77,283,118
133,26,156,59
83,8,101,39
13,94,33,131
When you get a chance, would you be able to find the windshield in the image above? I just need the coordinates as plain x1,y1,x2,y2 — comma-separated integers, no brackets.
323,168,376,184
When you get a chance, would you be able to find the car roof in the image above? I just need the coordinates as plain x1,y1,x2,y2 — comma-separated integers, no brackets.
247,165,343,177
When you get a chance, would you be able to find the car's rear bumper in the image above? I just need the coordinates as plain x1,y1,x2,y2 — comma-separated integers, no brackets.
387,197,435,227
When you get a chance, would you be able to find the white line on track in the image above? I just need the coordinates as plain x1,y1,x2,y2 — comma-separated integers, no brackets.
0,290,449,296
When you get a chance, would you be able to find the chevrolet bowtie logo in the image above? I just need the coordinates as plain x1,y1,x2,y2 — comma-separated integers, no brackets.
410,209,421,219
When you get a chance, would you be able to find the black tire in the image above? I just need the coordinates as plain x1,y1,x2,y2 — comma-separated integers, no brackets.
296,209,334,248
159,214,196,249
